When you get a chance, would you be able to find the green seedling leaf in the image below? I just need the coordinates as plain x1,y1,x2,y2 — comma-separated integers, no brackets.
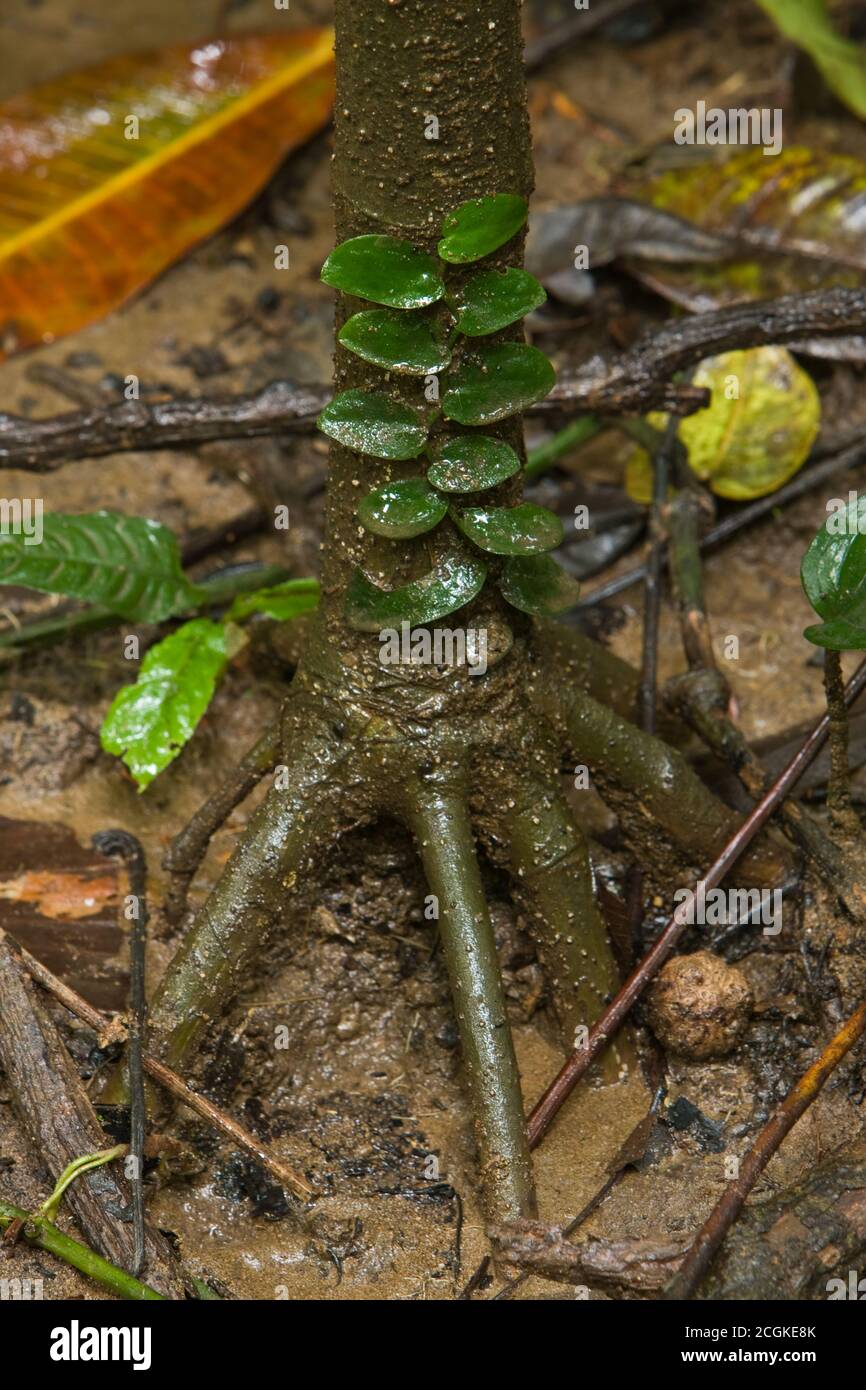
499,554,581,616
226,577,320,623
321,235,445,308
338,309,451,375
427,435,521,492
345,551,487,630
756,0,866,121
443,343,555,425
624,348,819,503
438,194,528,264
801,494,866,649
357,478,447,538
318,389,429,459
452,502,563,555
100,618,228,789
452,268,546,336
0,510,202,621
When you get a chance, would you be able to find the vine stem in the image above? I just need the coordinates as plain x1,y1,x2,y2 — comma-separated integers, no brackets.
823,649,860,840
0,1201,164,1301
526,655,866,1147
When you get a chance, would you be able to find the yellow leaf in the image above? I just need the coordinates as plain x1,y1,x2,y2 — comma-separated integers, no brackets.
0,28,334,357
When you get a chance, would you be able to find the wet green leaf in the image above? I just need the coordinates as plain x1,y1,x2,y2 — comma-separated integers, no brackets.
321,235,444,308
357,478,448,538
427,435,521,492
226,577,320,623
801,494,866,649
443,344,555,425
757,0,866,120
345,551,487,630
0,510,202,621
438,194,528,264
100,618,228,789
624,348,820,503
452,268,546,336
499,554,581,616
452,502,564,555
338,309,451,374
318,389,428,459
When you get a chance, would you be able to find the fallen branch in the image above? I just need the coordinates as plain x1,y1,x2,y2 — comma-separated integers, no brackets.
0,933,185,1298
0,927,315,1202
4,291,866,471
526,654,866,1148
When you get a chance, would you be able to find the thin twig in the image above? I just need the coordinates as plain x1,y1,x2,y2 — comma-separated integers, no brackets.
0,928,315,1202
92,830,148,1278
525,656,866,1148
664,997,866,1299
4,291,866,471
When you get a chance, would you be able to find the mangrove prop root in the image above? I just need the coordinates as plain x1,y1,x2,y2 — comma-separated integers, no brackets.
163,720,282,924
492,771,631,1085
0,934,185,1299
406,781,537,1225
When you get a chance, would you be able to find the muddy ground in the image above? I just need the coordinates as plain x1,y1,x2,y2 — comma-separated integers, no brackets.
1,0,866,1301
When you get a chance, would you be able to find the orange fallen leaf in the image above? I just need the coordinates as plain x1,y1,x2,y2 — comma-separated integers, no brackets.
0,869,118,920
0,28,334,357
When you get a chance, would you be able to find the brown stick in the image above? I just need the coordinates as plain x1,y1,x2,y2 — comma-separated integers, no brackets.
0,934,185,1298
3,291,866,471
526,655,866,1148
665,999,866,1299
0,928,315,1203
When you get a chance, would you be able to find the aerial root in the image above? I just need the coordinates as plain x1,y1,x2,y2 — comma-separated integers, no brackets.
402,775,537,1226
162,720,282,924
488,771,634,1087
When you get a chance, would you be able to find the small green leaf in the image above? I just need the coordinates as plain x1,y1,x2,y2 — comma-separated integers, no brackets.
438,194,528,264
0,511,202,622
443,344,556,425
227,578,320,624
801,494,866,649
452,503,563,555
100,619,228,789
427,435,521,492
338,309,451,375
499,554,581,616
321,235,445,308
318,390,428,459
357,479,448,538
345,551,487,630
452,268,546,336
756,0,866,121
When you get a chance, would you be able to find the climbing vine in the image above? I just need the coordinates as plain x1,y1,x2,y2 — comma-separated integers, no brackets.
317,194,581,630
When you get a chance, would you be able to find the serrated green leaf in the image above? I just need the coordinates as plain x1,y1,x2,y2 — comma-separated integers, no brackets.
499,554,581,616
438,194,528,264
801,494,866,649
318,389,429,459
357,479,447,538
0,510,202,621
321,235,445,308
226,577,320,623
100,618,228,789
427,435,521,492
345,551,487,630
338,309,451,375
452,268,546,336
443,344,556,425
452,503,563,555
